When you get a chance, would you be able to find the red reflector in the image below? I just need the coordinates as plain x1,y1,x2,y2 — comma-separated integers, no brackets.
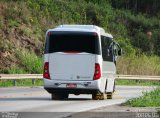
93,63,101,80
93,32,98,36
43,62,50,79
47,32,51,36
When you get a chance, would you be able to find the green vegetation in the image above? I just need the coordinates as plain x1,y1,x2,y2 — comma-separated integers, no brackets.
116,80,160,86
14,49,43,74
0,0,160,75
123,87,160,107
0,49,43,74
117,55,160,75
0,79,43,87
0,0,160,89
0,0,159,108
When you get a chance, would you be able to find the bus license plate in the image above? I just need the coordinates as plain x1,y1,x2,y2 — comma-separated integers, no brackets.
66,84,77,88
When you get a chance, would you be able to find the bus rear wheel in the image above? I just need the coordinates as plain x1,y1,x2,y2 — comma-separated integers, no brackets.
92,92,106,100
106,92,113,99
51,93,69,100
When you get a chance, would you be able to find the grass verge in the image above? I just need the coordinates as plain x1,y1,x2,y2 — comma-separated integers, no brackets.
122,87,160,107
116,80,160,86
0,79,43,87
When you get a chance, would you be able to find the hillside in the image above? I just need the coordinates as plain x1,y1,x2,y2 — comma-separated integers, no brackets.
0,0,160,75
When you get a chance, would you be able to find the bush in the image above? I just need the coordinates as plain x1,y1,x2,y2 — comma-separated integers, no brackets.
8,66,26,74
8,19,19,28
15,49,43,74
117,54,160,75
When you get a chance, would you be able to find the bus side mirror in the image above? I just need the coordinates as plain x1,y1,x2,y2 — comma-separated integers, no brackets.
107,49,110,56
118,48,122,56
107,48,112,56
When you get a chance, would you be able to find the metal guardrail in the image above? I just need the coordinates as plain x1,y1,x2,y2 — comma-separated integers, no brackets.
0,74,160,86
0,74,160,80
0,74,42,80
0,74,42,86
116,75,160,81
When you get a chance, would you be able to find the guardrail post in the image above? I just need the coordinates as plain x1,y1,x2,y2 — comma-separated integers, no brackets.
13,79,17,86
32,78,35,86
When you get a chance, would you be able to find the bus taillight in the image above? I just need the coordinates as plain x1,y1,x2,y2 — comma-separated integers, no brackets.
93,63,101,80
43,62,50,80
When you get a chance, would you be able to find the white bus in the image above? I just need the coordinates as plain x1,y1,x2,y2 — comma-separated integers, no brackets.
43,25,122,100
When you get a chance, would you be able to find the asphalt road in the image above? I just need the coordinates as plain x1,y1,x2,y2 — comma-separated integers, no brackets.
0,86,155,118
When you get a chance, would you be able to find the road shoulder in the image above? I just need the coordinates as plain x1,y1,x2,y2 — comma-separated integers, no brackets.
66,105,160,118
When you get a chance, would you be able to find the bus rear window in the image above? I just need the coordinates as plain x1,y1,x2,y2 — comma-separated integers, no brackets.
47,32,100,54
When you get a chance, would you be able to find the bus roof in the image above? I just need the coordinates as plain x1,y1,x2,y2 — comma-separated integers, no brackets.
47,25,113,38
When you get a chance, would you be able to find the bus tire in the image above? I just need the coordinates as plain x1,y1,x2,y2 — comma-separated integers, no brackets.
107,92,113,99
51,93,68,100
92,92,106,100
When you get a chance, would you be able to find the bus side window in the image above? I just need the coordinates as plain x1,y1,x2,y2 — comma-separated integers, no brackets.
101,36,114,62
